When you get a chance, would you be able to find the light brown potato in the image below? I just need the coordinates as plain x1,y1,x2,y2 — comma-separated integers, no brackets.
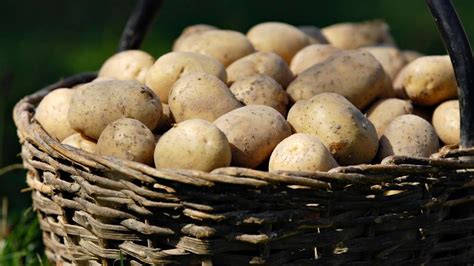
61,133,97,153
173,30,255,67
286,50,386,109
69,80,162,139
298,26,329,44
402,55,457,106
173,24,218,51
35,88,76,141
379,114,439,159
432,100,460,145
362,46,407,80
145,52,227,103
366,98,413,138
392,66,409,99
97,118,155,164
269,133,338,172
154,119,231,172
290,44,342,75
155,103,174,133
380,73,396,98
287,93,378,165
229,74,288,116
226,51,293,87
247,22,311,63
214,105,292,168
322,20,395,49
98,50,155,83
169,72,242,122
403,50,424,63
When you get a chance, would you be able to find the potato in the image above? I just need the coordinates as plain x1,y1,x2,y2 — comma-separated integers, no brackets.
403,50,424,63
379,114,439,159
69,80,162,139
286,50,386,109
229,74,288,116
155,103,174,132
392,66,409,99
322,20,395,49
97,118,155,164
61,133,97,153
432,100,460,145
287,93,378,165
173,30,255,66
226,51,293,87
269,133,338,172
173,24,218,51
214,105,292,168
247,22,311,63
145,52,227,103
298,26,329,44
290,44,342,75
362,46,407,80
366,98,413,138
154,119,231,171
402,55,457,106
98,50,155,83
35,88,76,141
169,72,242,122
380,73,396,98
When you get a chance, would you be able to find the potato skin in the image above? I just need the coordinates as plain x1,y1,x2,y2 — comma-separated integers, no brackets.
173,30,255,67
290,44,341,75
97,118,155,164
35,88,76,141
432,100,460,145
322,20,395,49
287,93,378,165
379,114,439,159
286,50,386,109
214,105,292,168
61,133,97,153
247,22,311,63
402,56,457,106
145,52,227,103
154,119,231,172
229,74,288,116
226,51,293,87
403,50,424,63
69,80,162,139
169,72,241,122
173,24,218,51
269,133,338,172
98,50,155,83
362,46,407,80
366,98,413,138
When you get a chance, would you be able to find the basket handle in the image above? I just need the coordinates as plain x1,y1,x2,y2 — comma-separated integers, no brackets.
427,0,474,148
117,0,164,51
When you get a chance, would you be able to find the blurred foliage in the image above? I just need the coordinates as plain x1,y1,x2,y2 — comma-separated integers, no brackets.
0,208,48,265
1,0,474,264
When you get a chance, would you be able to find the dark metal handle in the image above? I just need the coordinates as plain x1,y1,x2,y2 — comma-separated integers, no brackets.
426,0,474,148
117,0,163,51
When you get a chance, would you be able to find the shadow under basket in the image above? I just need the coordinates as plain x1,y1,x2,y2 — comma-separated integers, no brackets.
13,73,474,265
12,0,474,264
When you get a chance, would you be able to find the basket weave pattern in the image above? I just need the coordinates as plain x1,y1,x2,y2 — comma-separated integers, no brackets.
13,75,474,265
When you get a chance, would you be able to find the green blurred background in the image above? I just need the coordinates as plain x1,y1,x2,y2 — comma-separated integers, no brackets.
1,0,474,263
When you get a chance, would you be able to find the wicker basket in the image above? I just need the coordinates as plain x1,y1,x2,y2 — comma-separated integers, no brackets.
13,0,474,265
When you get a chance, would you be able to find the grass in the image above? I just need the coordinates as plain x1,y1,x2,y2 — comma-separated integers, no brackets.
0,201,48,266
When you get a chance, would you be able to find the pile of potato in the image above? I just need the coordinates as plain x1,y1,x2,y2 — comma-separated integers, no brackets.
34,20,460,173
